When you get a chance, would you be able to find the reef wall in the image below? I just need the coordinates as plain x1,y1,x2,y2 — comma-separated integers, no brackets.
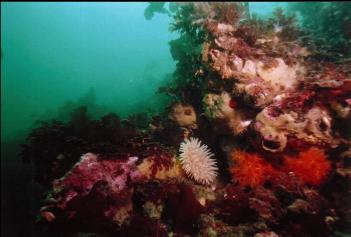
17,2,351,237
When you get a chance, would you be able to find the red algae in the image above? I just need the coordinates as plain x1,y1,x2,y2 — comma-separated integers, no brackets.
148,153,174,178
119,215,168,237
219,185,254,225
164,184,204,235
248,187,283,224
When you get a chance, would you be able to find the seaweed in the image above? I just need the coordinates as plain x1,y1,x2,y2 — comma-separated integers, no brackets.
288,2,351,61
20,106,138,186
144,2,169,20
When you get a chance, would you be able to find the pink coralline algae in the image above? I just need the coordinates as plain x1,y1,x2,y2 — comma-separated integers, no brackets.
40,153,141,230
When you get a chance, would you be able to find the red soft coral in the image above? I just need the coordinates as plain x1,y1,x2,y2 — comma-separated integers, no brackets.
284,148,331,186
230,150,276,188
230,148,331,188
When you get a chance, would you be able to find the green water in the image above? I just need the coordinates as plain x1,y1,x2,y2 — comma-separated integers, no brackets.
1,2,289,142
1,2,178,142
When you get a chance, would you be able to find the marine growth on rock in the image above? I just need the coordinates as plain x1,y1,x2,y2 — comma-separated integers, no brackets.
18,2,351,237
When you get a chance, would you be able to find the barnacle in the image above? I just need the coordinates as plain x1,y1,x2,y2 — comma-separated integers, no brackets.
255,104,339,152
169,103,197,128
254,108,293,152
203,92,230,119
203,92,252,135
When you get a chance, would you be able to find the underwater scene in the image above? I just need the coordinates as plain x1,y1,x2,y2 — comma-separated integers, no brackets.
1,2,351,237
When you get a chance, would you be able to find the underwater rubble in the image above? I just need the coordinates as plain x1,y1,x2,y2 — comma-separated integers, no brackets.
21,2,351,237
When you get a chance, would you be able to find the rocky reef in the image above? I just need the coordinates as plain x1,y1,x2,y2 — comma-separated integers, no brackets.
21,2,351,237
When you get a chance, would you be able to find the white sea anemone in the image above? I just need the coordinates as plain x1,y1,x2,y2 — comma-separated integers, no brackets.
179,137,218,185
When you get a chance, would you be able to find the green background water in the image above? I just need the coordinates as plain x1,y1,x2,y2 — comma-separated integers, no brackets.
1,2,288,142
1,2,289,237
1,2,178,141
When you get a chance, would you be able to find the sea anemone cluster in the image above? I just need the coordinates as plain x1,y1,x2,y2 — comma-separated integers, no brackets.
20,2,351,237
